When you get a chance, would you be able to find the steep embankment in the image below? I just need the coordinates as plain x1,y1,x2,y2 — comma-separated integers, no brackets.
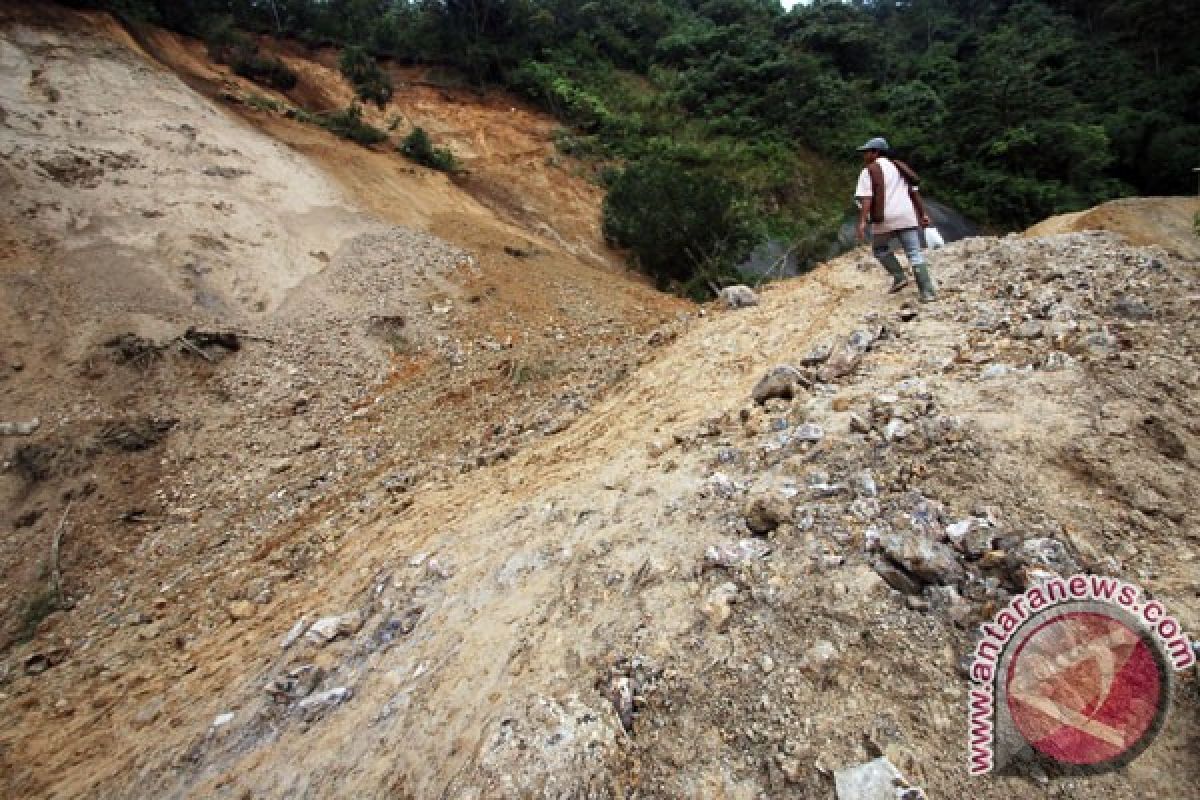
0,0,680,695
2,6,1199,800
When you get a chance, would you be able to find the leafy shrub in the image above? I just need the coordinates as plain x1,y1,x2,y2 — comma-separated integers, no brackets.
232,53,297,90
292,106,387,146
339,46,393,107
602,158,760,294
321,105,388,146
204,17,296,90
400,127,459,173
245,93,283,113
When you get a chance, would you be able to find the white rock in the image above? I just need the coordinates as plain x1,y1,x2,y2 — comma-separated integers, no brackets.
883,418,910,441
280,617,309,649
834,756,924,800
704,539,771,568
792,423,824,442
718,285,759,309
298,686,352,716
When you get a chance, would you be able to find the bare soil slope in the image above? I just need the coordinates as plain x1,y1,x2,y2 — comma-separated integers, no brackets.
2,7,1199,800
0,1,679,684
1025,196,1200,261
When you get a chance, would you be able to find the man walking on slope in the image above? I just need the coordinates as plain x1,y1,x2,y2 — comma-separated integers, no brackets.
854,137,936,302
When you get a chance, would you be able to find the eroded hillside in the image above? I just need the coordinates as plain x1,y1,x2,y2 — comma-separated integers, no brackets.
0,0,681,695
1,6,1199,800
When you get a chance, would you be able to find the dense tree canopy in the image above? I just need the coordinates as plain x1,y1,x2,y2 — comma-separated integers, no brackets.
64,0,1200,290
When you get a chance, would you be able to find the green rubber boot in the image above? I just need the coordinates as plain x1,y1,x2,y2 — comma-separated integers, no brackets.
913,262,937,302
878,251,909,293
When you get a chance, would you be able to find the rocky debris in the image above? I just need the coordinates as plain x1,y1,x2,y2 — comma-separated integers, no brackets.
742,492,792,534
1015,537,1078,577
471,695,620,797
0,418,40,436
23,645,68,676
791,422,825,443
280,617,308,649
818,326,882,382
718,285,759,309
801,340,833,365
751,365,807,405
834,757,926,800
297,686,352,720
600,656,662,733
372,605,425,649
798,639,840,675
103,333,163,367
877,531,963,589
97,417,176,452
305,611,366,645
1111,295,1154,320
702,582,739,630
704,538,771,569
265,664,323,703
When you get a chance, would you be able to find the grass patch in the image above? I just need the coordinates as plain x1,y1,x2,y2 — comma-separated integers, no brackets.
293,105,387,146
245,93,283,113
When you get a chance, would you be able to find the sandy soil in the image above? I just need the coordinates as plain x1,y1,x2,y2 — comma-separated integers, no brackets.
1025,196,1200,261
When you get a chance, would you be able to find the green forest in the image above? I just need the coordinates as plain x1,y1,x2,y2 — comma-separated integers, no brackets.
65,0,1200,293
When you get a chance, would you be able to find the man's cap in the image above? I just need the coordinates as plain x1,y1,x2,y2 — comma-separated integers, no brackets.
856,137,890,152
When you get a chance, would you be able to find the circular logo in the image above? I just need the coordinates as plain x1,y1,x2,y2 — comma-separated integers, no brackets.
1001,606,1171,771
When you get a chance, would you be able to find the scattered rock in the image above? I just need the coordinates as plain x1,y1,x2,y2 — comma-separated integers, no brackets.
883,418,910,441
202,165,249,179
704,538,771,569
752,365,805,405
1016,537,1078,575
280,617,309,649
798,639,839,675
834,756,925,800
791,423,824,443
702,582,739,631
873,559,923,595
297,686,352,719
718,285,759,309
879,532,963,586
800,341,833,365
1111,295,1154,320
265,664,324,703
23,646,68,675
0,418,40,436
306,611,365,645
742,492,791,534
1013,319,1044,340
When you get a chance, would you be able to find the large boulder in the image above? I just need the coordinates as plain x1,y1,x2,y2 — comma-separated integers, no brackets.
718,284,759,309
752,365,806,405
